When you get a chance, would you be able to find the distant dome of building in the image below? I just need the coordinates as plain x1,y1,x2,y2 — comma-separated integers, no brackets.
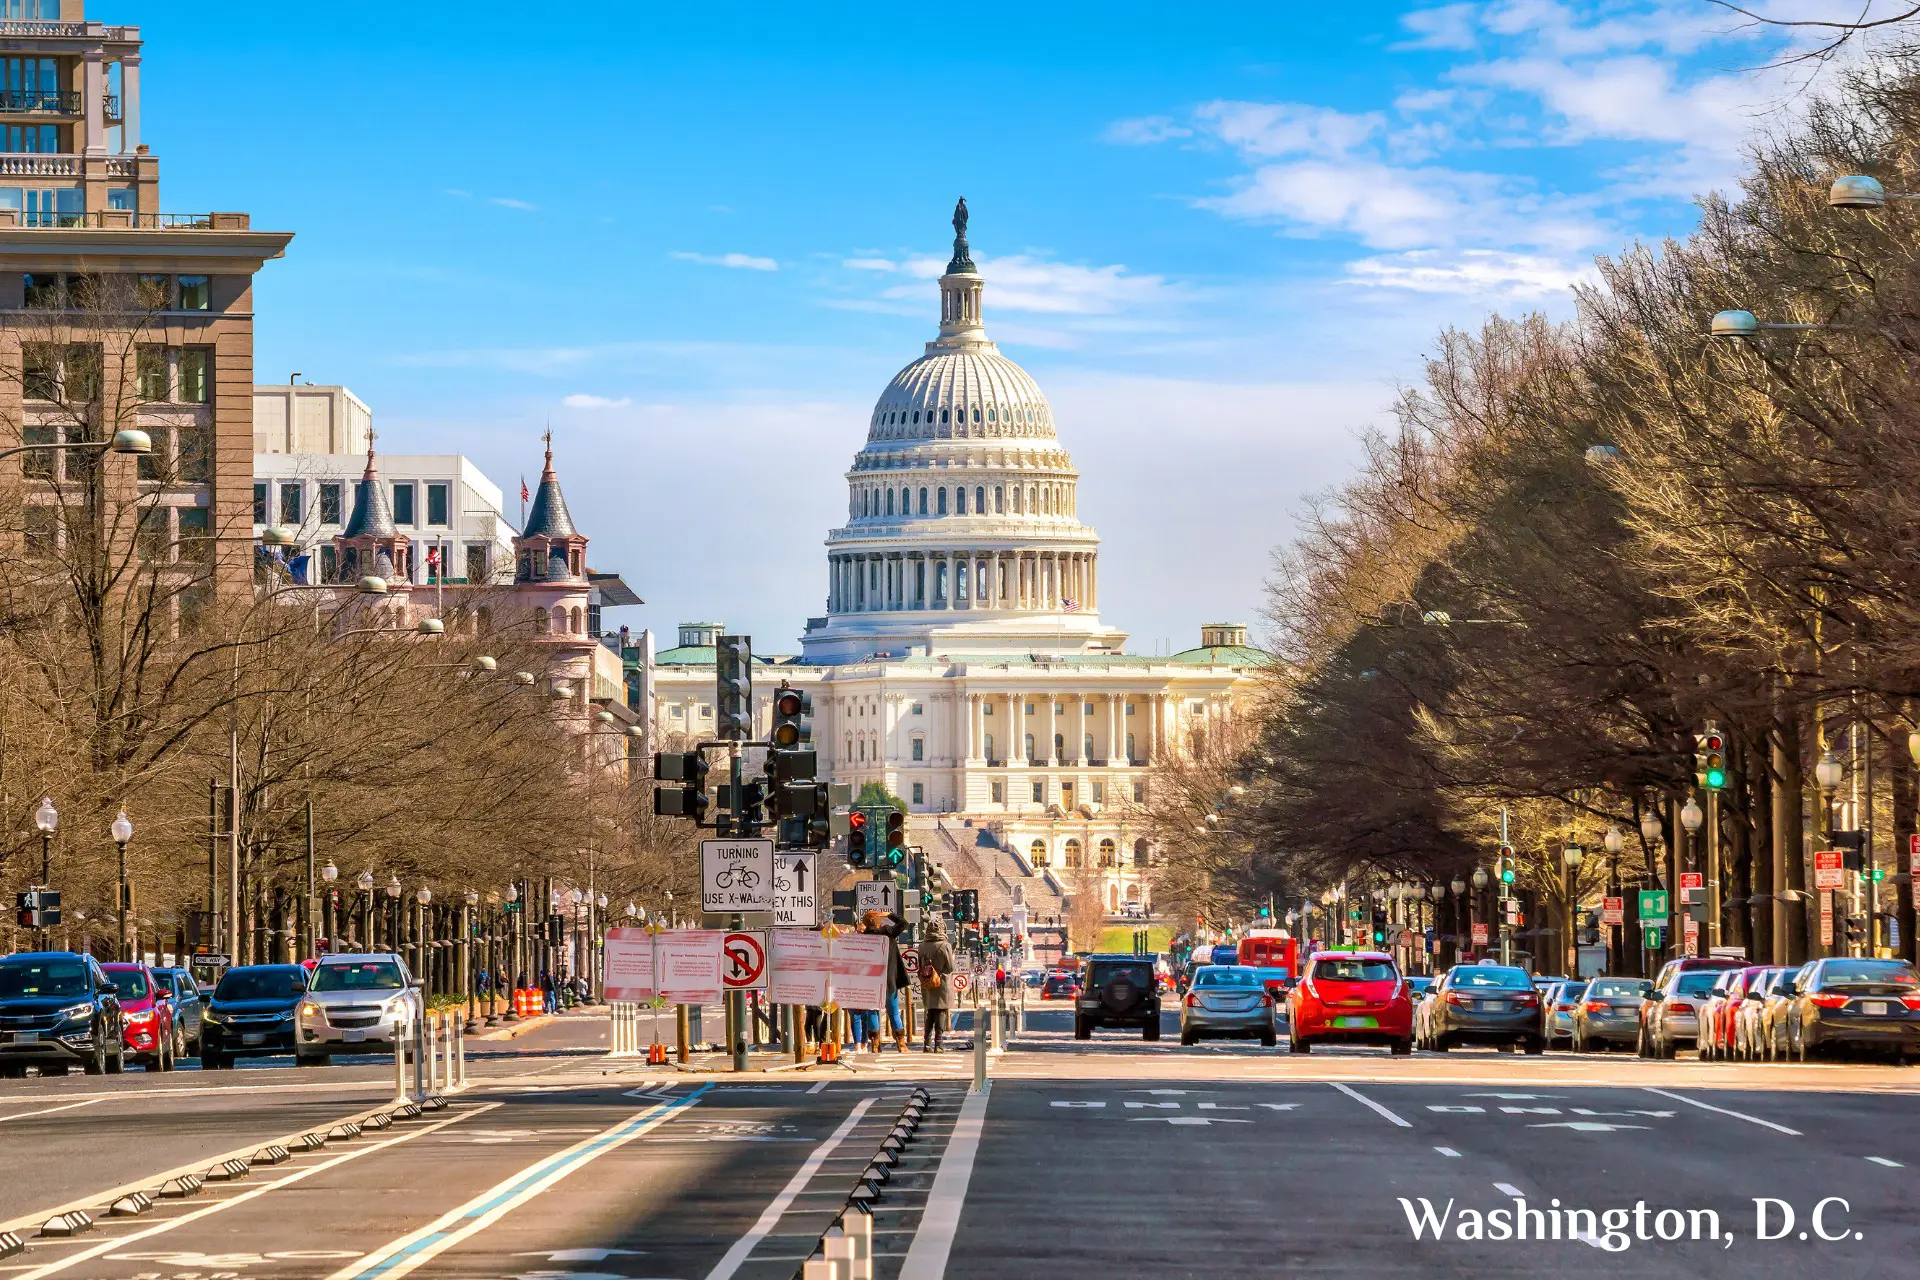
868,348,1056,445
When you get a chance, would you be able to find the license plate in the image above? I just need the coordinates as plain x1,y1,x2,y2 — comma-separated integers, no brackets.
343,1029,366,1043
1332,1015,1378,1029
1861,1002,1888,1016
242,1033,266,1046
10,1031,37,1044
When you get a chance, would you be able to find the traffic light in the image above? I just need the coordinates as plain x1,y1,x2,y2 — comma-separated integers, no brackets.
1696,727,1728,791
1257,905,1271,919
1370,909,1387,945
1498,845,1516,886
771,685,812,750
652,751,710,821
919,885,937,910
953,889,979,923
1845,915,1867,946
715,635,753,741
846,808,869,867
13,889,59,929
738,779,766,832
883,809,906,867
1872,866,1887,883
1832,829,1865,874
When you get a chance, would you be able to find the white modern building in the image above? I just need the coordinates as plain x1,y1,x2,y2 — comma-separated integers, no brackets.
253,383,373,456
648,206,1265,922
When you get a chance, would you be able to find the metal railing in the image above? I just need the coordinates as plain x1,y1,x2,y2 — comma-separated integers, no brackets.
0,89,81,113
0,209,251,230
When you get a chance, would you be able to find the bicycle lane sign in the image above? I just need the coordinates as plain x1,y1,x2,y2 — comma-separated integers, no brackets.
702,838,775,913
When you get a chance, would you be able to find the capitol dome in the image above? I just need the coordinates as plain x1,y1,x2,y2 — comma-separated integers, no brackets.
800,200,1128,665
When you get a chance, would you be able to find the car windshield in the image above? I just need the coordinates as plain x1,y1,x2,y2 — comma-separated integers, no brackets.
310,961,406,992
1768,968,1801,992
107,969,149,999
1819,960,1919,990
1674,972,1722,996
1194,968,1259,988
1452,967,1531,990
0,958,90,999
1589,979,1652,999
215,967,305,1001
1312,959,1396,983
1556,983,1588,1002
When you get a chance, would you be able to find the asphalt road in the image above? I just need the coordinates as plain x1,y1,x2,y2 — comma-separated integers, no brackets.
0,1000,1914,1279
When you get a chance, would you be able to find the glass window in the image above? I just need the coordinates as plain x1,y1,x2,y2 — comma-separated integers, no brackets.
465,543,488,583
178,426,210,483
1819,960,1918,989
319,544,338,583
319,481,342,524
0,956,88,998
426,481,450,526
136,504,169,558
912,782,924,805
21,424,53,476
1132,780,1145,803
107,187,134,211
213,967,306,1001
309,960,405,991
1193,967,1260,988
911,738,924,761
0,187,19,214
136,274,170,309
1312,958,1397,982
995,485,1004,513
937,488,948,514
177,506,212,561
136,426,165,481
1092,781,1105,804
885,490,894,515
136,345,168,400
912,702,923,715
1031,780,1044,803
22,504,55,553
955,488,966,514
22,271,57,308
178,348,209,403
1451,966,1533,990
177,275,211,310
63,343,99,401
279,482,302,525
991,781,1003,803
391,482,416,525
252,482,267,524
107,968,150,1000
918,488,927,514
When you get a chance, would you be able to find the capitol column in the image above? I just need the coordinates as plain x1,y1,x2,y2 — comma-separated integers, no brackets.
1106,692,1120,763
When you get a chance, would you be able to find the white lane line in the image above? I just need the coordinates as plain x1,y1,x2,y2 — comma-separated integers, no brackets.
1867,1156,1903,1167
11,1104,494,1280
1642,1087,1801,1136
1329,1082,1410,1128
1434,1146,1461,1158
807,1081,828,1095
328,1086,710,1280
899,1087,989,1280
0,1098,103,1123
703,1096,877,1280
1494,1182,1524,1198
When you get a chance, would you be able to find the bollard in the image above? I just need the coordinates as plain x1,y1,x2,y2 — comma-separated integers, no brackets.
676,1002,690,1064
801,1259,840,1280
823,1233,856,1277
792,1005,806,1065
971,1007,987,1092
392,1025,409,1105
454,1014,467,1088
840,1212,873,1280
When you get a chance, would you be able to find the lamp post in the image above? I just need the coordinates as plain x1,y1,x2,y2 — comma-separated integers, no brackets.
463,889,480,1033
1603,826,1626,974
385,874,402,958
320,861,338,954
32,797,56,949
1562,842,1585,976
1815,749,1845,958
357,870,374,948
502,881,521,1022
415,887,432,991
1680,797,1705,957
111,811,133,961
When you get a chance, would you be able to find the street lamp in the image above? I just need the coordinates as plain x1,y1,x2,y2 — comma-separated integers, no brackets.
1640,809,1662,845
1604,826,1624,856
1563,843,1585,974
1814,750,1845,792
321,861,338,953
1680,797,1704,834
0,427,151,464
1471,867,1489,890
1450,878,1466,896
33,795,57,886
111,811,133,961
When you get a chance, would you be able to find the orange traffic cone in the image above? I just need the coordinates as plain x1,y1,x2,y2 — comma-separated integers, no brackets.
647,1042,668,1065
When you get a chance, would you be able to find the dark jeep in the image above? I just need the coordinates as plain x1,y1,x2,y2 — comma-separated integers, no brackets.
1074,953,1162,1041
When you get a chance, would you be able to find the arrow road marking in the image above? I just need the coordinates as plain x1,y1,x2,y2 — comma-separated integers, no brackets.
515,1251,643,1262
1129,1117,1252,1125
1465,1092,1563,1100
1528,1122,1650,1132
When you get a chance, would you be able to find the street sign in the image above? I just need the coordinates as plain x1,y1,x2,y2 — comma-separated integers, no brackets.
901,945,920,975
1602,896,1625,926
1638,889,1668,922
1819,891,1835,946
701,838,775,913
855,880,899,915
950,971,972,994
771,851,818,927
1678,872,1703,904
722,930,769,990
1683,915,1699,948
1814,850,1845,891
1470,923,1489,946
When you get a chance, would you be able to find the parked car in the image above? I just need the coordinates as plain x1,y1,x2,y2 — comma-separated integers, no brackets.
1289,951,1413,1055
295,953,420,1064
0,951,126,1077
1423,963,1543,1053
1694,970,1742,1061
1412,975,1447,1050
1639,957,1744,1058
1785,957,1920,1062
1179,966,1278,1046
101,963,176,1072
1756,966,1803,1061
200,964,309,1068
1041,973,1080,1001
1703,966,1772,1060
1571,977,1652,1052
1543,980,1588,1047
1730,967,1785,1061
152,968,206,1054
1074,954,1163,1041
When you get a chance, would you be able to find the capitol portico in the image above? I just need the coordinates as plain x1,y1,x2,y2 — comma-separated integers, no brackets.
645,203,1262,922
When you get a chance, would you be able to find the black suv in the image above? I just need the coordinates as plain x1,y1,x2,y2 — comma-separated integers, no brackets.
1074,953,1163,1041
200,965,308,1069
0,951,126,1077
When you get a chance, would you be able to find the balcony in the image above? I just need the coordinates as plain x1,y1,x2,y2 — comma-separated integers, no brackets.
984,758,1005,768
0,209,251,230
0,90,81,114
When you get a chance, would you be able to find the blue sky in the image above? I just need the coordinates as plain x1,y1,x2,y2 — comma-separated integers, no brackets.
138,0,1813,652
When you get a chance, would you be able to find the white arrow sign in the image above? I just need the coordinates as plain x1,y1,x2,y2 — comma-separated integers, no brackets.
1527,1121,1650,1132
1129,1117,1253,1126
772,851,818,926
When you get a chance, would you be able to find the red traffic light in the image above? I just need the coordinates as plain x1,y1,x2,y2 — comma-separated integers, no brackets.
848,810,867,832
776,689,806,717
1704,732,1723,751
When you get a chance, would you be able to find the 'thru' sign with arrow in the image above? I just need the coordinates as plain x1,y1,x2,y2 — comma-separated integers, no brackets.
773,851,818,927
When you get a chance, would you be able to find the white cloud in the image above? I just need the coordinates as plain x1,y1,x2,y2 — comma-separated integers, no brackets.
850,252,1181,320
1202,159,1488,250
842,257,897,271
1345,248,1595,298
1194,100,1385,158
488,196,539,211
562,393,633,409
671,251,779,271
1104,115,1195,145
1396,3,1479,51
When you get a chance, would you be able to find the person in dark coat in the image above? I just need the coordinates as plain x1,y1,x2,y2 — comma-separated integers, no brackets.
918,917,956,1051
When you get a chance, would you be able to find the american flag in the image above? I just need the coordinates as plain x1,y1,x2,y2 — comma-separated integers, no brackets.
1062,597,1080,612
520,477,531,504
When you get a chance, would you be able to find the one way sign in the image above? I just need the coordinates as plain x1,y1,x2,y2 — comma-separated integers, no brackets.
773,852,818,927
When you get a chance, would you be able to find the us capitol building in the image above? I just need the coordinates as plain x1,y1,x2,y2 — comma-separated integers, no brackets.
646,203,1261,922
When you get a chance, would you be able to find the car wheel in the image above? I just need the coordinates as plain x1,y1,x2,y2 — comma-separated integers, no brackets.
84,1034,106,1075
1073,1017,1090,1041
1637,1027,1650,1058
201,1048,224,1070
42,1063,69,1076
106,1044,125,1074
1261,1030,1278,1048
1524,1037,1545,1055
1142,1022,1161,1042
1289,1035,1311,1054
0,1064,23,1079
1391,1038,1412,1056
1180,1029,1197,1046
1430,1033,1451,1053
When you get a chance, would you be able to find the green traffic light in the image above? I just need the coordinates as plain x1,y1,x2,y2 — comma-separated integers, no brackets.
1705,768,1727,789
1500,868,1515,884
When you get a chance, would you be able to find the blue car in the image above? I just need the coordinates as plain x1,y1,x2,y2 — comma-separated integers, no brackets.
200,965,308,1069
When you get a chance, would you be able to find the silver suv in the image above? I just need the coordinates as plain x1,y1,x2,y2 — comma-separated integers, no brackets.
294,953,421,1064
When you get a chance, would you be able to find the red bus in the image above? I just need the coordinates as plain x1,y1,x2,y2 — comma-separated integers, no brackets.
1238,931,1300,987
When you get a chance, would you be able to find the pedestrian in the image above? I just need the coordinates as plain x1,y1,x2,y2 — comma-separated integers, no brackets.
858,910,907,1052
918,916,955,1051
539,969,557,1015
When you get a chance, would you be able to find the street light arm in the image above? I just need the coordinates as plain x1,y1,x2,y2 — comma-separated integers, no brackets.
0,432,150,462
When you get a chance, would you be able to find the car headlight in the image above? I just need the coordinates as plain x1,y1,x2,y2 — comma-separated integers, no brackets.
300,1002,320,1018
57,1002,94,1022
204,1008,227,1024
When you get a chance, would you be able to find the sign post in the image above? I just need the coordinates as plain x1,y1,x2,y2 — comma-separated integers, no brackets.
702,839,775,914
772,851,818,927
1814,850,1845,892
855,880,898,916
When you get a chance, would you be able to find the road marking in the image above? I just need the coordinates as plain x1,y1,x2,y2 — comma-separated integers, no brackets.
0,1098,103,1123
807,1081,828,1095
1434,1146,1461,1158
1867,1156,1903,1167
1494,1182,1524,1197
899,1088,989,1280
326,1087,710,1280
11,1105,493,1279
1642,1088,1801,1135
1329,1082,1410,1128
702,1097,876,1280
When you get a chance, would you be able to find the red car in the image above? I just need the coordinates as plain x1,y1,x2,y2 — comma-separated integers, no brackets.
1701,965,1771,1061
101,963,177,1071
1287,951,1414,1055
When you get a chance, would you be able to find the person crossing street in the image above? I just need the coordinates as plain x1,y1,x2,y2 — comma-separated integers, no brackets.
918,916,955,1051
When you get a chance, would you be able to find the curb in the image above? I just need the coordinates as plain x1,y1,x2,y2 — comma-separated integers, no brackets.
475,1015,556,1041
